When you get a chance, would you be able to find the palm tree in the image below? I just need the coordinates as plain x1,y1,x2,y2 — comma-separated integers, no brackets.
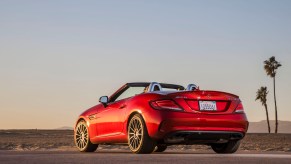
256,86,271,133
264,56,282,133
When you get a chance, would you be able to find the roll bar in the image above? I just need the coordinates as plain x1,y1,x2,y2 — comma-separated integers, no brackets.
148,82,162,92
186,84,198,91
145,82,197,92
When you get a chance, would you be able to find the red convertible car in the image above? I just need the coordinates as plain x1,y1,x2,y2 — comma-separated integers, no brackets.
74,82,248,154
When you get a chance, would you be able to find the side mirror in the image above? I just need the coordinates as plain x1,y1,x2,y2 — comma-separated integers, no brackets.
99,96,109,106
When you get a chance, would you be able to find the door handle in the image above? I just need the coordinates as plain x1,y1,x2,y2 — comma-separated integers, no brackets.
119,104,126,109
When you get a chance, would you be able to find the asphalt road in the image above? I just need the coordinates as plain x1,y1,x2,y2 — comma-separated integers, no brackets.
1,151,291,164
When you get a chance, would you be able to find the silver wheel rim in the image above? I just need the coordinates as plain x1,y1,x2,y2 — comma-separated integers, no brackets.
75,123,88,150
128,116,143,151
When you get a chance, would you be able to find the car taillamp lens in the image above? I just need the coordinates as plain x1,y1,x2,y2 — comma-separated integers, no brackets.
150,100,183,111
235,102,244,113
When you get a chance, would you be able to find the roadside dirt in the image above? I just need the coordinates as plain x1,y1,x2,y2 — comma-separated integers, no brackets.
0,130,290,152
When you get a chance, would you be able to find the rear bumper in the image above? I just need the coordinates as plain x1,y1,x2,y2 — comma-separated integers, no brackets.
164,131,244,144
145,110,248,140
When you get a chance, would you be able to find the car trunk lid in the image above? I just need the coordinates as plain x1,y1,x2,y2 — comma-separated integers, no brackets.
167,90,240,114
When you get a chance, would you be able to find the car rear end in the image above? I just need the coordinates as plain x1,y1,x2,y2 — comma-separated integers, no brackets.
148,90,248,145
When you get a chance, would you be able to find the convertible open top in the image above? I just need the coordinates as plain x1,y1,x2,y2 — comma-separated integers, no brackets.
75,81,248,154
126,82,185,90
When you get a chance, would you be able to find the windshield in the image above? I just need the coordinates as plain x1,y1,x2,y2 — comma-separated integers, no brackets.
114,86,145,102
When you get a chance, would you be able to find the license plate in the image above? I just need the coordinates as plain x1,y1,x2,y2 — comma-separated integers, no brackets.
199,101,217,111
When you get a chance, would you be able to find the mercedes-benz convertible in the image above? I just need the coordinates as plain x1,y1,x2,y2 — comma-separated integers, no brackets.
74,82,248,154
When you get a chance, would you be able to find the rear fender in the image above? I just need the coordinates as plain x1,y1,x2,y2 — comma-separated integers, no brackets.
123,94,167,139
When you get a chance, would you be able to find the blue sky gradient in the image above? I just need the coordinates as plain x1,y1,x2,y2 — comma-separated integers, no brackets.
0,0,291,129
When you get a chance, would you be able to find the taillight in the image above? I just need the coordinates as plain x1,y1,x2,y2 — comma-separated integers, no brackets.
235,102,244,113
150,100,183,111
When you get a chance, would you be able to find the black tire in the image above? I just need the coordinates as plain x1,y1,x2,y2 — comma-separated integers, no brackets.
74,120,98,152
211,140,241,154
128,114,156,154
155,145,167,152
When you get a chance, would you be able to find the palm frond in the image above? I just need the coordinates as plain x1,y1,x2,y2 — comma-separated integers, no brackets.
264,56,281,78
255,86,268,106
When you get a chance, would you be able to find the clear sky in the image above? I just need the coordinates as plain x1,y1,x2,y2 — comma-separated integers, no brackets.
0,0,291,129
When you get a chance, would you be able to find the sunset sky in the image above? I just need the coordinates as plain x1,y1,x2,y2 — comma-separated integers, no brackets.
1,0,291,129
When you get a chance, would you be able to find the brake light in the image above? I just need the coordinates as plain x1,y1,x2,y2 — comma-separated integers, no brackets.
150,100,183,111
235,102,244,113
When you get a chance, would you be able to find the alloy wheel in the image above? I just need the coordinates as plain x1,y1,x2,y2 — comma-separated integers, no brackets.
128,116,144,151
75,122,89,150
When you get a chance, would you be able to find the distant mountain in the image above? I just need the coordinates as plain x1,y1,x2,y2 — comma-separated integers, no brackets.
56,126,73,130
248,120,291,133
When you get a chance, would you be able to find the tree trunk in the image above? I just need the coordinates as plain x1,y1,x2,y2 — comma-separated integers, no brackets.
264,104,271,133
274,77,278,133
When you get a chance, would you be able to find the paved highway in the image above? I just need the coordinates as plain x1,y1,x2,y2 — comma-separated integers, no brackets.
1,151,291,164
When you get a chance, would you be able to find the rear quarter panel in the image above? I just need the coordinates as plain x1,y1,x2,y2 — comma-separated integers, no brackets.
122,93,167,138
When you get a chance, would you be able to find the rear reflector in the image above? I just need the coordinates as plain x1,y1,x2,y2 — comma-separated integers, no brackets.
235,102,244,113
150,100,182,111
